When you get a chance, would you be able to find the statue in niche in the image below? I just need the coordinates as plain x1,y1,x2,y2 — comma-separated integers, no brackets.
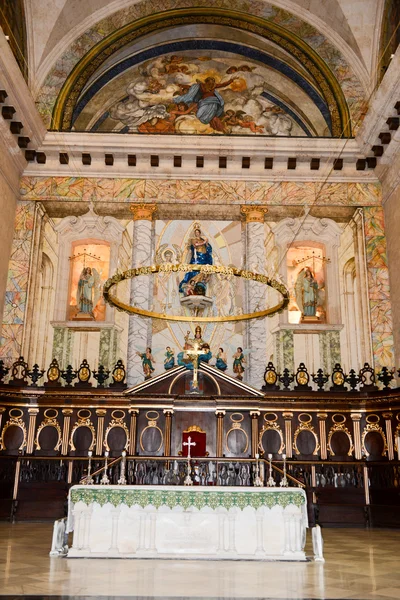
295,267,319,318
179,224,213,296
164,346,175,370
136,347,155,380
215,348,228,372
75,267,101,319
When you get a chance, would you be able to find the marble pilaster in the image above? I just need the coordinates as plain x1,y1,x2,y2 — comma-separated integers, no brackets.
242,206,268,389
127,204,156,387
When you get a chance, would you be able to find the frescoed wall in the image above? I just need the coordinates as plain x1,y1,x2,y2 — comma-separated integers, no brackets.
19,177,382,207
0,175,395,375
363,207,394,367
0,202,35,363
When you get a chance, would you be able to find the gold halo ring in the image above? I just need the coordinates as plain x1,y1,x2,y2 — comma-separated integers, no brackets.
103,264,289,323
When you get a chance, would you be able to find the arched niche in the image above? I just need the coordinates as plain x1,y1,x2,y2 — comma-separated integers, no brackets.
53,205,124,324
273,216,343,325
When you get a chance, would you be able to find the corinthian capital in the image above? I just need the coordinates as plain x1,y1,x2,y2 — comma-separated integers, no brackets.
130,203,157,221
241,205,269,223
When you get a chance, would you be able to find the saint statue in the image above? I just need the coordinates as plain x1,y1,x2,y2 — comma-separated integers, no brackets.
215,348,228,371
179,225,213,296
136,347,155,380
233,347,246,380
177,325,212,367
164,346,175,370
76,267,101,318
295,267,319,318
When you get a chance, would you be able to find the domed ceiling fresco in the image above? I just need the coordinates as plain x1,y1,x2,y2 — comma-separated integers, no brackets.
24,0,393,138
34,1,380,139
73,48,332,137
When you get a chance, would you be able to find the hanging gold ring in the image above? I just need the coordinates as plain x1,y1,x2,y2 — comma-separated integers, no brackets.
103,263,289,323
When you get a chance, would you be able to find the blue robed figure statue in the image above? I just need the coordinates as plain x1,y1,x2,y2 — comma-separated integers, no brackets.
179,225,213,296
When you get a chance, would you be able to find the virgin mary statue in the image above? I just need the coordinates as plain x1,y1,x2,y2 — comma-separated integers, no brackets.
179,224,213,295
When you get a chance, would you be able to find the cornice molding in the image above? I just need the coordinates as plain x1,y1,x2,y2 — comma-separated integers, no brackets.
22,132,379,183
0,31,46,148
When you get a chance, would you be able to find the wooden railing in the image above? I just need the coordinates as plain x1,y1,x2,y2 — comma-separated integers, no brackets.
1,454,400,525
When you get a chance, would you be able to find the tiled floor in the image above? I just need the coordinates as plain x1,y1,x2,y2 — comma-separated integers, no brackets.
0,523,400,599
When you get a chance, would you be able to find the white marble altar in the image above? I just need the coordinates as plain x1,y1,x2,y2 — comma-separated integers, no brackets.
67,485,308,561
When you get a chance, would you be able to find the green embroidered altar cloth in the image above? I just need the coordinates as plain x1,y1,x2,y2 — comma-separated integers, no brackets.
70,486,306,512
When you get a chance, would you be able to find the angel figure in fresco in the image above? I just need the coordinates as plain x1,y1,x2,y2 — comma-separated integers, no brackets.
179,225,213,295
295,267,319,317
76,267,101,318
233,347,246,380
136,347,155,380
164,347,175,370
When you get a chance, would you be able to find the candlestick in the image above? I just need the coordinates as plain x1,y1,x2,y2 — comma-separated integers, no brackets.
280,453,288,487
254,453,263,487
183,436,196,485
100,451,110,485
85,449,94,485
117,450,127,485
266,453,276,487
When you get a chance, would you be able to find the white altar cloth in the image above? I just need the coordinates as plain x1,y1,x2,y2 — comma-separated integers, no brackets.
67,485,308,561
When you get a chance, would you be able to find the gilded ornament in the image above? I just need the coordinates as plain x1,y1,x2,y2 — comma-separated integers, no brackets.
103,263,289,323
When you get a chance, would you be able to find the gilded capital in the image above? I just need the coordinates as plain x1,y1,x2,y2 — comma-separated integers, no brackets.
241,205,268,223
130,203,157,221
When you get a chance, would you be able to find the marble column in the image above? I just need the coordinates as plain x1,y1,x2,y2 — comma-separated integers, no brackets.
127,204,156,387
241,206,269,389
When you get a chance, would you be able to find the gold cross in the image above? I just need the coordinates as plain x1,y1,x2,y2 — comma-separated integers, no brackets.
186,341,203,391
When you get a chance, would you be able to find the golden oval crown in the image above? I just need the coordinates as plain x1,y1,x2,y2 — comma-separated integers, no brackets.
103,263,289,323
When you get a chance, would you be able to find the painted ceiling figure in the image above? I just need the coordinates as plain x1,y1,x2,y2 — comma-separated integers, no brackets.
172,75,237,132
105,54,299,136
179,225,213,296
